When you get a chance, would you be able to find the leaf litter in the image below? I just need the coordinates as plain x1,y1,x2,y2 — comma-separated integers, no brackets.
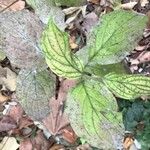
0,0,150,149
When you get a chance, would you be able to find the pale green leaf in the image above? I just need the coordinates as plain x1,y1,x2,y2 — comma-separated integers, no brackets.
103,73,150,99
65,80,124,149
41,19,84,79
16,69,56,121
55,0,86,6
0,50,6,61
87,10,147,65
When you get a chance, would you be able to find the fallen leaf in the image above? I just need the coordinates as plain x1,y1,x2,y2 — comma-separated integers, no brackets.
130,51,150,65
82,12,98,34
140,0,149,7
49,144,65,150
0,0,25,12
62,126,78,144
0,92,10,103
123,137,134,149
0,116,16,132
6,103,24,123
19,139,33,150
0,67,17,91
0,137,19,150
69,36,78,49
77,144,92,150
88,0,100,4
16,69,56,121
43,79,76,135
0,10,45,69
120,2,138,9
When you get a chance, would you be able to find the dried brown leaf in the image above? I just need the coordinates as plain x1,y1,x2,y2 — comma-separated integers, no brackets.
0,0,25,12
0,115,17,132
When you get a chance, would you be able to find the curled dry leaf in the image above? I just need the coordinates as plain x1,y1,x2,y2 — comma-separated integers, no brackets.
0,10,45,69
0,115,17,132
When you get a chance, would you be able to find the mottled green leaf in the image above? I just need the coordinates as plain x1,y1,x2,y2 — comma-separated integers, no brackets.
87,10,147,65
89,62,127,77
55,0,86,6
103,73,150,99
65,80,123,149
16,69,56,121
41,19,84,79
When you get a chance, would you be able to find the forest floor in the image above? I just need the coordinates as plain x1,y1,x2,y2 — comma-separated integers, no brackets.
0,0,150,150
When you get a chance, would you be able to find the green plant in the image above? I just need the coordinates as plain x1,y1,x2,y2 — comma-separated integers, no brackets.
41,10,150,149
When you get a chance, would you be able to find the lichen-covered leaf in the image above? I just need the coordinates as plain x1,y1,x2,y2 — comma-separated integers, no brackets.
103,73,150,99
26,0,65,28
65,80,124,149
16,69,56,121
87,10,147,65
55,0,86,6
41,19,84,79
0,10,45,69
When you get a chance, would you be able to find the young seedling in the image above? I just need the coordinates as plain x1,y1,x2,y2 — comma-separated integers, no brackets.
41,10,150,149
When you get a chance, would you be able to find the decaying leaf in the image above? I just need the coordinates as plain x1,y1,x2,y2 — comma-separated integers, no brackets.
84,10,147,66
65,80,124,149
41,19,84,79
0,0,25,12
0,10,45,69
16,69,56,121
26,0,65,28
43,79,76,135
0,67,17,91
104,73,150,99
0,116,17,132
0,137,19,150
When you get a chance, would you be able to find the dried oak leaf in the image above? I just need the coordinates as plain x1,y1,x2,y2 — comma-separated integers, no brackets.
0,10,45,69
16,69,56,121
0,115,17,132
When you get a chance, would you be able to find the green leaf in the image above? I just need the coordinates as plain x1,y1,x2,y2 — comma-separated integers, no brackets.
103,73,150,99
89,62,127,77
55,0,86,6
87,10,147,65
41,19,84,79
16,69,56,121
65,80,124,149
